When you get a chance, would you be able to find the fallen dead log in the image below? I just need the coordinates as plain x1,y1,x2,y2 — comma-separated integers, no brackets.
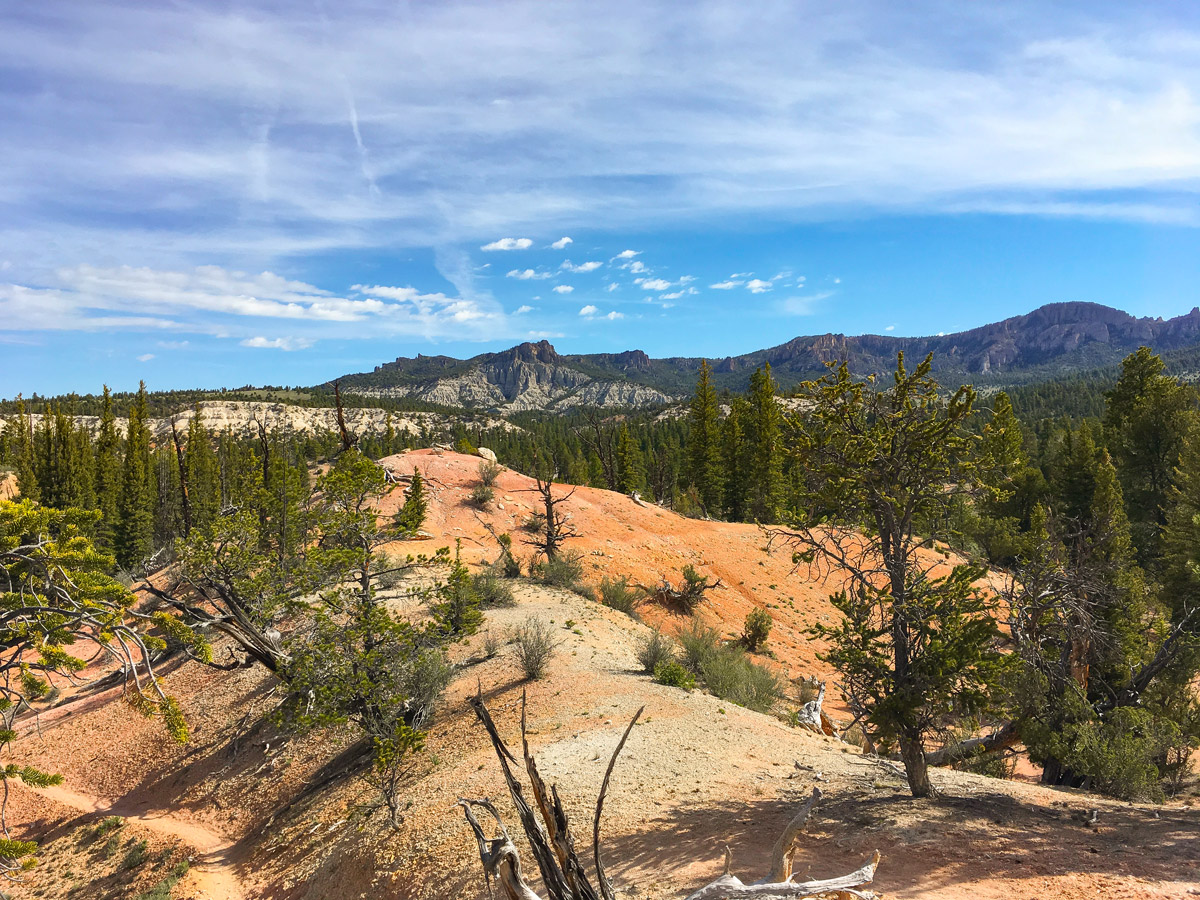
461,689,881,900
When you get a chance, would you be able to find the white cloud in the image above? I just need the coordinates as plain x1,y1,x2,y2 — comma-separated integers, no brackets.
240,336,315,350
679,275,695,284
710,280,741,289
885,323,896,332
834,278,842,285
731,272,754,279
551,237,573,250
578,304,599,316
641,278,672,291
507,268,551,280
481,237,533,251
626,261,648,274
0,264,507,341
605,283,619,292
515,304,534,314
779,291,832,315
605,311,624,320
136,353,155,362
660,291,684,300
561,260,603,273
528,330,565,338
613,250,640,260
553,284,574,294
746,279,773,293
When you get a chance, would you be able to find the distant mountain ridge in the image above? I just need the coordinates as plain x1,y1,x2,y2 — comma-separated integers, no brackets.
330,302,1200,411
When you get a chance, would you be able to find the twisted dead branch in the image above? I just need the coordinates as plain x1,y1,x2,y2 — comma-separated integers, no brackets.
461,691,881,900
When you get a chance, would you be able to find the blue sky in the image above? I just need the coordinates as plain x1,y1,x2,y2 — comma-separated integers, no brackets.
4,1,1200,396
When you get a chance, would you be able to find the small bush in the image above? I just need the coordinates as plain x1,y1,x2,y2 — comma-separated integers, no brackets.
482,629,502,659
523,511,547,533
677,619,721,674
102,834,122,859
91,816,124,840
653,659,696,690
599,575,642,616
454,437,478,455
122,838,149,870
535,553,584,591
494,532,523,577
636,629,676,675
512,616,559,680
699,646,781,714
469,484,495,507
132,861,190,900
742,608,772,651
677,565,712,613
473,572,515,606
398,647,454,731
478,459,502,487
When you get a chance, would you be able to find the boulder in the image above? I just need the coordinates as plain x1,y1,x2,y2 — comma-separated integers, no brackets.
477,447,498,462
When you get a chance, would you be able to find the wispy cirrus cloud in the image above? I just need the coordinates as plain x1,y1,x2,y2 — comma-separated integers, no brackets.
241,336,314,350
507,268,551,280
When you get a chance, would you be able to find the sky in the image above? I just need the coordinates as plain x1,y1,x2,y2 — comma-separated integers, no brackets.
4,1,1200,396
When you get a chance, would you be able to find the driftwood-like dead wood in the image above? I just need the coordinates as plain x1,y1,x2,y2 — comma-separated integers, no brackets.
461,693,881,900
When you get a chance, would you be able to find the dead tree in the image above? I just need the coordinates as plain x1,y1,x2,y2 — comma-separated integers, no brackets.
461,691,882,900
578,410,619,492
522,475,578,561
169,416,192,537
642,565,721,614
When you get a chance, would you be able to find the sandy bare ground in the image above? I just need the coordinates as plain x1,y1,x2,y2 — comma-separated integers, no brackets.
9,450,1200,899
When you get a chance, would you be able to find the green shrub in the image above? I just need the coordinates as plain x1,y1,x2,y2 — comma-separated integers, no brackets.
102,833,122,859
473,572,515,606
653,659,696,690
742,608,772,651
699,646,781,714
599,575,642,616
494,532,523,577
91,816,124,840
535,553,584,591
477,460,502,487
122,838,149,870
454,437,478,455
636,629,676,675
512,616,558,681
523,511,547,533
132,861,190,900
468,484,495,507
677,619,721,673
481,629,502,659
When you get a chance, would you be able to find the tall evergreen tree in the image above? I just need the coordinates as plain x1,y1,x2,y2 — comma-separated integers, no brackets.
1104,347,1195,564
185,406,220,532
687,360,723,515
10,396,39,502
746,363,783,523
721,397,749,521
115,382,155,568
616,422,644,494
94,386,121,549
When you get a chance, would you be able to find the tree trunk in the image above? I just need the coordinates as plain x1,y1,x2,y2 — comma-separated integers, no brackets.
899,733,933,797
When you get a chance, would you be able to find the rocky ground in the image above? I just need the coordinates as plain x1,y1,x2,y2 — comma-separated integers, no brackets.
9,451,1200,900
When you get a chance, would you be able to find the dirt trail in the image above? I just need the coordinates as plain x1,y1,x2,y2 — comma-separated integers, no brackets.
37,784,245,900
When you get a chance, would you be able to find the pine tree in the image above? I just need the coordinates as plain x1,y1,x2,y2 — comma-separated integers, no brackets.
616,423,644,494
94,386,120,548
721,397,749,521
185,406,220,532
10,396,39,502
746,363,783,523
115,382,155,569
1104,347,1195,564
396,468,428,534
687,360,723,515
